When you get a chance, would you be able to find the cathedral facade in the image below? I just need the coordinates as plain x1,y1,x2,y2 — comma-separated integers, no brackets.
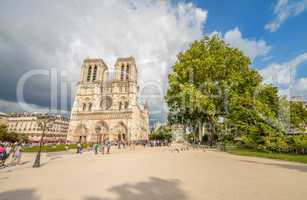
67,57,149,143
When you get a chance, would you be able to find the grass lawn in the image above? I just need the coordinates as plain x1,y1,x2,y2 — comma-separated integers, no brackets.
226,147,307,164
23,144,89,152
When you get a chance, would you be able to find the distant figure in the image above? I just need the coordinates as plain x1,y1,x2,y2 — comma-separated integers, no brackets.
77,142,81,154
101,142,105,154
106,140,111,154
0,144,6,166
0,144,5,155
122,140,126,149
12,143,22,165
117,140,120,150
94,143,99,155
65,144,69,151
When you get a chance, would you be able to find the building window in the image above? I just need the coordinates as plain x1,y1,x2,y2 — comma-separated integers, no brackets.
92,65,97,81
87,66,92,82
88,103,92,111
119,102,122,110
126,64,129,80
106,96,112,110
120,64,124,80
82,103,86,111
125,101,129,109
100,100,103,109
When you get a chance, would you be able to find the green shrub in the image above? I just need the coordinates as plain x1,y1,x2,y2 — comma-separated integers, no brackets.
23,143,89,152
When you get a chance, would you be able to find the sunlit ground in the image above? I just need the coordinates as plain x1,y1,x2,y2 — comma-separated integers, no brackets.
1,147,307,200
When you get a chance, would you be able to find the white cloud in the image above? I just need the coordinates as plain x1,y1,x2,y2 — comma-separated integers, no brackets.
260,53,307,85
0,99,47,113
294,77,307,99
266,0,307,32
260,53,307,99
0,0,207,121
223,27,271,61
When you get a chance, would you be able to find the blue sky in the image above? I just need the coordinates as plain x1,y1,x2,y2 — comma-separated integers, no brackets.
194,0,307,78
184,0,307,101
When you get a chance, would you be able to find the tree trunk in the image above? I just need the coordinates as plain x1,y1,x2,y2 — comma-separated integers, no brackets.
208,115,216,147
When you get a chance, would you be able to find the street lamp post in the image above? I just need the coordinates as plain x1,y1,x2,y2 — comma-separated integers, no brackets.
33,114,55,168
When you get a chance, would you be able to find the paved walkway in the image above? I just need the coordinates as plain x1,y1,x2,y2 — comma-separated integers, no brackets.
0,147,307,200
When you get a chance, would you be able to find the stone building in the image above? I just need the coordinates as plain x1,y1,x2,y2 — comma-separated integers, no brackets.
7,113,69,143
0,112,8,126
67,57,149,143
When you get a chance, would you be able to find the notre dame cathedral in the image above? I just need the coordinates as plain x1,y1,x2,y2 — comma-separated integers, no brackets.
67,57,149,143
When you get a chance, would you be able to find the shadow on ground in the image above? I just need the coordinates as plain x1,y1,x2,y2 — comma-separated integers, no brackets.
237,159,307,173
0,178,187,200
0,189,39,200
85,177,187,200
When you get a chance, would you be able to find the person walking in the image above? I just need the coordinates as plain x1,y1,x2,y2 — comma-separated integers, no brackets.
77,142,81,154
0,144,6,166
65,144,69,151
106,139,111,154
117,140,121,150
4,144,12,164
94,143,99,155
12,143,22,165
101,141,105,155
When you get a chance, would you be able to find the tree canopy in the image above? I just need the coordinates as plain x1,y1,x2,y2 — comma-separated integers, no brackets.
149,126,172,141
290,101,307,132
166,35,284,145
0,124,28,143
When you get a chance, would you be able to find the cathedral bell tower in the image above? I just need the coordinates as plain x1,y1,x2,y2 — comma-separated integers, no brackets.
80,58,108,83
114,56,138,83
113,56,139,111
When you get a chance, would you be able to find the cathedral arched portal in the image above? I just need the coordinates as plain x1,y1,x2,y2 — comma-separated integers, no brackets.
95,121,109,143
74,124,88,143
114,122,128,141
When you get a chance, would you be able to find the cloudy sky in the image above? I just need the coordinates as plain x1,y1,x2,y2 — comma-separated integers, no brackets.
0,0,306,124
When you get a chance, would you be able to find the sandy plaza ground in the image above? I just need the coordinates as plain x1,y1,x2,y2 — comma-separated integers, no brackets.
0,147,307,200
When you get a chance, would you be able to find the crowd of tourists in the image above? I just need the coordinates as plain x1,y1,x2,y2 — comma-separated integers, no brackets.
0,138,203,168
0,142,23,167
74,139,198,155
74,139,173,155
148,140,170,147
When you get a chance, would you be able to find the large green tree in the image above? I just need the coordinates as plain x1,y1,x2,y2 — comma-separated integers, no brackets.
150,126,172,141
0,124,28,143
290,101,307,132
166,36,282,145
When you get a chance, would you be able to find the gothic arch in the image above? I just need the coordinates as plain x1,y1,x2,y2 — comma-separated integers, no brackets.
114,122,128,141
120,64,125,80
74,124,88,136
95,121,109,143
92,65,98,81
88,102,92,111
82,103,86,111
87,65,92,82
95,121,109,134
124,101,129,109
126,64,130,80
119,96,128,110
